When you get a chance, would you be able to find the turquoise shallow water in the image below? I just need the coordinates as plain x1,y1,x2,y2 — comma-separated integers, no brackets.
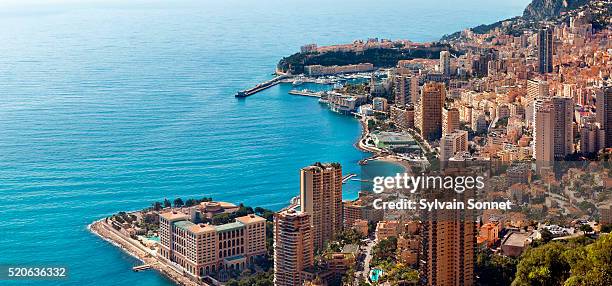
0,0,529,285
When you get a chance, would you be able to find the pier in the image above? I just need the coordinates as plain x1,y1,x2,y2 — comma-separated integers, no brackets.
342,173,357,183
235,75,291,98
288,89,323,98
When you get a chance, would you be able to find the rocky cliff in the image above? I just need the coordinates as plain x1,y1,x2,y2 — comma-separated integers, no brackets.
522,0,591,21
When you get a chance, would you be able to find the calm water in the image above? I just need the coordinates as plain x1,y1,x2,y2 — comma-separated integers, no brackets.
0,0,529,285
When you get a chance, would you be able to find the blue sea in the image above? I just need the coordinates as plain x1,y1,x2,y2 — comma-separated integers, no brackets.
0,0,529,285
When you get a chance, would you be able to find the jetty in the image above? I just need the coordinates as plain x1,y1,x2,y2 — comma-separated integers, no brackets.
288,89,323,98
342,173,357,183
235,75,291,97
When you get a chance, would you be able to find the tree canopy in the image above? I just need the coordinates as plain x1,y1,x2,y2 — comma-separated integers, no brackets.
512,234,612,286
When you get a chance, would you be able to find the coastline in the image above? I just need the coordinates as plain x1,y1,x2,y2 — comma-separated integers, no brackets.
354,114,412,173
88,219,202,286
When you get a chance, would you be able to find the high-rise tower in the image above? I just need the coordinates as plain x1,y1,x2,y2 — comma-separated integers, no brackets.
300,162,343,250
274,210,314,286
597,86,612,148
419,82,445,141
440,50,451,76
395,74,419,106
537,27,553,74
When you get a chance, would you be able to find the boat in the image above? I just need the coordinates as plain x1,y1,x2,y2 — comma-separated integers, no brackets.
292,79,304,86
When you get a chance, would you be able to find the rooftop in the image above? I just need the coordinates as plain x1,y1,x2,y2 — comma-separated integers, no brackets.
189,223,216,234
502,231,531,247
235,214,266,225
215,221,244,232
174,220,196,231
342,244,360,254
160,211,189,221
372,131,416,144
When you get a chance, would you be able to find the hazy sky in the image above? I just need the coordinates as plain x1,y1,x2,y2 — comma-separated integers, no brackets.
0,0,534,8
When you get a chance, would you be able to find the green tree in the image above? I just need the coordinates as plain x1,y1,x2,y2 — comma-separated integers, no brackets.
173,197,184,208
512,242,571,286
579,224,593,234
184,198,197,207
152,201,162,211
540,228,553,243
212,213,231,225
564,234,612,286
476,248,517,286
163,198,171,208
333,228,365,246
371,236,397,267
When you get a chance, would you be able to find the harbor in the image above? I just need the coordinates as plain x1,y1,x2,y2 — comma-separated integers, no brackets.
234,71,378,98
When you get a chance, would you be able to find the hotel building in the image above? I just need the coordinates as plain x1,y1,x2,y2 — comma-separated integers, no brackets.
421,212,475,286
157,211,266,278
397,235,420,266
342,193,384,229
390,104,415,131
300,162,343,250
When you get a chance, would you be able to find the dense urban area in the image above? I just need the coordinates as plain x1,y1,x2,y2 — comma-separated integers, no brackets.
91,0,612,285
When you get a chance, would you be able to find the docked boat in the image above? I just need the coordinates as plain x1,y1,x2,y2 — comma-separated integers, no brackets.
292,79,304,86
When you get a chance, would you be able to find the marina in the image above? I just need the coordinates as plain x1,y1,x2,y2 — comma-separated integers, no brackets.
235,72,377,98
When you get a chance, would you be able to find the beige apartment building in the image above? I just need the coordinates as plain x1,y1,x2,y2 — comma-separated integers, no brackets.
300,162,343,250
273,209,314,286
526,79,549,102
395,73,419,106
421,218,475,286
443,107,461,135
534,97,574,163
440,130,469,163
342,194,384,229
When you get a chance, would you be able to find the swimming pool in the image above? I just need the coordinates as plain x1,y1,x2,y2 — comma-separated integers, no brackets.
369,268,383,282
